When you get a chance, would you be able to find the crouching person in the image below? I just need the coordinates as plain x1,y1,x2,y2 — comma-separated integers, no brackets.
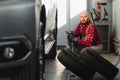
67,11,103,54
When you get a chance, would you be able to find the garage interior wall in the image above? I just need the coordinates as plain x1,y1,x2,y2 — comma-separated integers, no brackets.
87,0,112,25
57,0,87,47
112,0,120,53
112,0,120,39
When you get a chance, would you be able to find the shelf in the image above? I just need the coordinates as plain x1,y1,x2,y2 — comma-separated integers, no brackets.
95,24,110,52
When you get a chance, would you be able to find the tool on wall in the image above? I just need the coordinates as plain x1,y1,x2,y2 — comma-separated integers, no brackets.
100,2,107,5
90,9,95,25
102,8,109,21
91,8,101,21
90,2,109,23
96,2,101,20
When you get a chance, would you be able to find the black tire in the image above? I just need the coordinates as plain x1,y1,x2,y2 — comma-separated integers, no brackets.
57,48,95,80
12,51,40,80
81,49,119,80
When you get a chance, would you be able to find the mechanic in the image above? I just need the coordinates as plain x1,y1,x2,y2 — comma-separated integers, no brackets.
67,11,103,54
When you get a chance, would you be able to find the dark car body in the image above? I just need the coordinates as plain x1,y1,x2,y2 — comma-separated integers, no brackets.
0,0,57,80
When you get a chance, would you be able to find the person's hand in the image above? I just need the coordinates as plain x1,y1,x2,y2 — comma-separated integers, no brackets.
65,30,75,35
66,30,71,34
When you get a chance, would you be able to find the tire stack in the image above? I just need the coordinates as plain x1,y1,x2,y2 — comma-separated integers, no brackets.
57,48,119,80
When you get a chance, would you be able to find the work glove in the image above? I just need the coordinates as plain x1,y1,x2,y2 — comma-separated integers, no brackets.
65,30,75,35
68,35,74,42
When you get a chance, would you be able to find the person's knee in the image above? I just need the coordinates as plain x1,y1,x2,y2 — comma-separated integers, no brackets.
80,47,100,55
80,47,90,53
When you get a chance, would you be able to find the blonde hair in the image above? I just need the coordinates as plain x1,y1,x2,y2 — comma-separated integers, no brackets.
80,10,90,16
80,10,91,21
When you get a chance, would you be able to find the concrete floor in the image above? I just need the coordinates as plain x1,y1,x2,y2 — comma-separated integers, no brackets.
45,50,120,80
45,59,69,80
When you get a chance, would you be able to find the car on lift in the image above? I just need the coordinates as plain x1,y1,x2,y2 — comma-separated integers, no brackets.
0,0,57,80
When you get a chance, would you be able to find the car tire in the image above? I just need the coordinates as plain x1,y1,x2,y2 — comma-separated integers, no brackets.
57,48,95,80
81,49,119,80
12,51,40,80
